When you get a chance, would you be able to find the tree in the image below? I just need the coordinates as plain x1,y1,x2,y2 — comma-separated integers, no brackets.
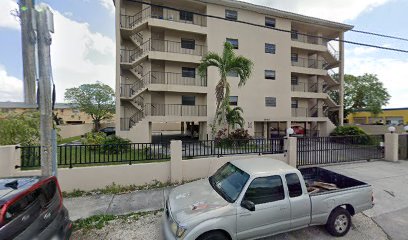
198,42,253,127
0,111,40,146
65,82,115,131
225,106,245,134
343,74,390,118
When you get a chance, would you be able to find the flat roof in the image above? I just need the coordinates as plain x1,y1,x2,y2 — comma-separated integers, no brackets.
198,0,354,31
0,102,76,109
231,158,296,176
353,108,408,113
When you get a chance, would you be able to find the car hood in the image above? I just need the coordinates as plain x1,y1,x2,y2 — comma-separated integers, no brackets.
168,179,229,223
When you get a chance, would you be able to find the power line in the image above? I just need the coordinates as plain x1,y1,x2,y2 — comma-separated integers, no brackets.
126,0,408,54
351,29,408,42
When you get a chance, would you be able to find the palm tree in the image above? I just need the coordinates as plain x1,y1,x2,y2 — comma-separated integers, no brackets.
225,106,245,134
198,42,253,127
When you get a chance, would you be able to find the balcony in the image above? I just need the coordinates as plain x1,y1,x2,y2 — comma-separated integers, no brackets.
291,57,328,69
120,39,207,68
291,82,320,93
120,6,207,37
291,32,326,46
291,107,327,118
144,104,207,117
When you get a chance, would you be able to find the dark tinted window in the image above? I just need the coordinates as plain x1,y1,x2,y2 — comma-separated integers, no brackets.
4,189,41,223
265,43,276,54
229,96,238,106
244,176,285,205
291,75,299,85
226,38,239,49
225,9,238,21
291,30,298,39
291,53,298,62
265,97,276,107
285,173,303,198
180,11,194,22
291,100,298,109
181,39,195,50
265,70,276,80
265,17,276,28
182,96,195,105
182,67,196,78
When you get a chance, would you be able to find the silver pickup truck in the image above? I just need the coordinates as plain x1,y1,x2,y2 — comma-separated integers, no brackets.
163,158,374,240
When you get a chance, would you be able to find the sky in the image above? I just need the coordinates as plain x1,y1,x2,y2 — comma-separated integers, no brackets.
0,0,407,108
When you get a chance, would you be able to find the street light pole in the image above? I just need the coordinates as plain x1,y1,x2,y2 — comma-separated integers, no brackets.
36,4,54,176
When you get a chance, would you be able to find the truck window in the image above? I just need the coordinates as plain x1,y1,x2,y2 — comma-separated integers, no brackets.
243,176,284,205
285,173,303,198
4,189,41,224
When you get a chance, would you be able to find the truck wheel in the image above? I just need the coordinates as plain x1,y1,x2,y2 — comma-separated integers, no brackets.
326,207,351,237
197,231,229,240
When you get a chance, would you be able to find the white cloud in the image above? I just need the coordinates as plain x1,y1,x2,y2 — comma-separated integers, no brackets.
242,0,391,22
349,46,379,56
0,65,23,102
99,0,115,15
0,0,19,30
345,57,408,108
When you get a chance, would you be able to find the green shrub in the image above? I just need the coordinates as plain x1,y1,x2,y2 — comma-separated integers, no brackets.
81,132,107,145
330,126,367,136
214,128,252,147
101,135,131,153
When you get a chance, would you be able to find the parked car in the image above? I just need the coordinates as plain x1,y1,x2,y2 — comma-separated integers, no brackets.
0,176,72,240
99,127,115,136
163,158,374,240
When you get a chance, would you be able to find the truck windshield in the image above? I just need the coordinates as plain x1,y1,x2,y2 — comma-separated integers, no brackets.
209,163,250,203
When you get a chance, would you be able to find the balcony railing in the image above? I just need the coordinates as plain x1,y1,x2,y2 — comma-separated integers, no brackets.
291,32,324,46
292,107,327,118
144,104,207,117
120,6,207,29
120,84,134,98
148,71,207,86
291,82,320,93
120,39,207,64
291,57,328,70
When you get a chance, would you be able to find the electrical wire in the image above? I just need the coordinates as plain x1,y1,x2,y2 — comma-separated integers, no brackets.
350,29,408,42
125,0,408,53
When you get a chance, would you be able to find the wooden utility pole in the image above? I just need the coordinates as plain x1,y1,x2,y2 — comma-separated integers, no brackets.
19,0,37,104
36,5,54,176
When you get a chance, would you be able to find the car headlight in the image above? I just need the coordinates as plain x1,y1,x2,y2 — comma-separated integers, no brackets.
176,225,187,238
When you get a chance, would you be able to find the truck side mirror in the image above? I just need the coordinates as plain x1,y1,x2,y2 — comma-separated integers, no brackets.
241,200,255,211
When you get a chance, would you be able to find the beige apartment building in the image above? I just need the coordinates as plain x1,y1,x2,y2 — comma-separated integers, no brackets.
114,0,353,143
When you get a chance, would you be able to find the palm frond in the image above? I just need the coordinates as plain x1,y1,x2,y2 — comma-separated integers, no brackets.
198,52,223,79
229,56,254,87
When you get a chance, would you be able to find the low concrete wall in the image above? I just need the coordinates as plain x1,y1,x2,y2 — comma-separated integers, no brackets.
354,125,406,135
0,145,20,178
58,122,115,139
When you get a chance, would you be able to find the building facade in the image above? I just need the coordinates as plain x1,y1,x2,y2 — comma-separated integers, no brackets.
114,0,353,142
347,108,408,126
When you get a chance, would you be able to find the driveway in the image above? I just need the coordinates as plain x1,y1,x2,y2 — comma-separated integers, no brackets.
324,160,408,240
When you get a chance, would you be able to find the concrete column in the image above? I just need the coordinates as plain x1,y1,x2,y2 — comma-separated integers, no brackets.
199,122,207,140
170,140,183,183
285,137,297,167
286,121,291,137
0,145,19,178
385,133,399,162
339,32,345,126
263,122,268,139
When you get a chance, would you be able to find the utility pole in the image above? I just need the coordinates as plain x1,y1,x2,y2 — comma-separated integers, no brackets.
36,4,54,176
19,0,37,104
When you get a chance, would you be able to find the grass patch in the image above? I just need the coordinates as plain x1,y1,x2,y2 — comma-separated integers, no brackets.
63,179,199,198
73,210,161,231
58,135,82,145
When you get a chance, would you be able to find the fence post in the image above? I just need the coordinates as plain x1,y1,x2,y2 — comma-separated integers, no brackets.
385,133,399,162
170,140,183,183
285,137,297,167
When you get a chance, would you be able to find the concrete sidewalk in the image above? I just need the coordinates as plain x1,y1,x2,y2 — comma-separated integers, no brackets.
66,160,408,239
65,188,171,221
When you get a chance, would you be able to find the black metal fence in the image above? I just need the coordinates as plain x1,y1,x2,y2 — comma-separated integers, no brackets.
297,135,384,167
19,143,170,169
182,139,285,159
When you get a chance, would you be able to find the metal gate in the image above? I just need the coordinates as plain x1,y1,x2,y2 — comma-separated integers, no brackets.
297,135,384,167
399,134,408,160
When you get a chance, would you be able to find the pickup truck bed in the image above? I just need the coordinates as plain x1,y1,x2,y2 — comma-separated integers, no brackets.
300,167,368,194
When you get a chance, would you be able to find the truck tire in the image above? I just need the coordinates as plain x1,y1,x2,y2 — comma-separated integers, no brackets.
326,207,352,237
197,231,229,240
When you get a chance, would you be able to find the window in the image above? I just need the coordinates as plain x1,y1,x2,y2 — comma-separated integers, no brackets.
291,100,298,108
182,96,195,106
265,43,276,54
285,173,303,198
229,96,238,106
4,189,41,224
243,176,285,205
226,38,239,49
225,9,238,21
182,67,196,78
227,70,238,77
291,53,298,62
265,97,276,107
265,70,276,80
181,39,195,50
265,17,276,28
180,10,194,22
291,30,298,39
291,75,299,85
